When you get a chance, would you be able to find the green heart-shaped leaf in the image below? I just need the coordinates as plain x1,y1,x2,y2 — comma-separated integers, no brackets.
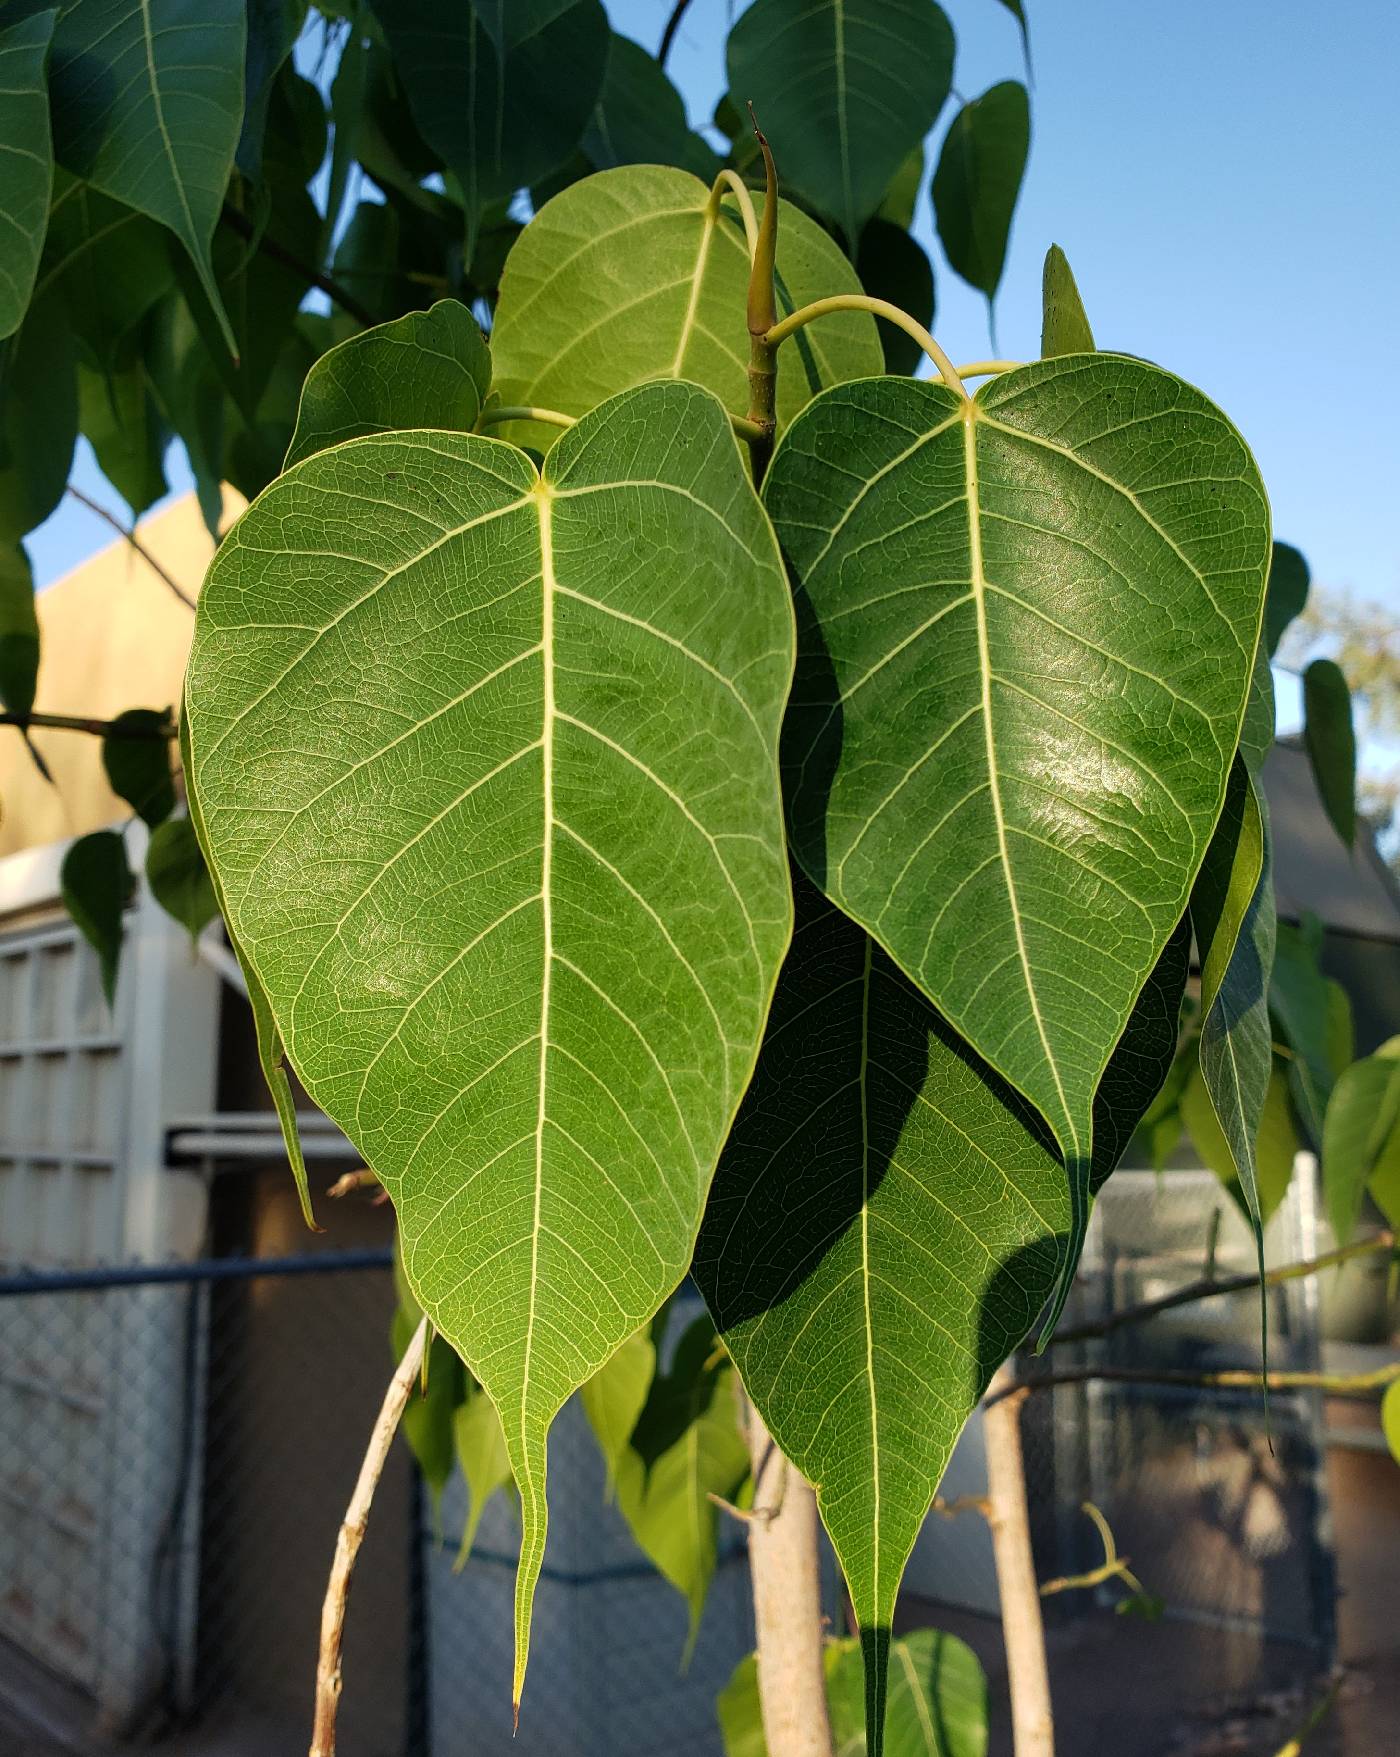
0,8,56,342
765,356,1269,1325
489,165,882,452
185,378,795,1710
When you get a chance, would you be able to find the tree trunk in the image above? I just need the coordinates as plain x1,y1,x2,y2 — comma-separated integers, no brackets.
742,1393,835,1757
984,1367,1055,1757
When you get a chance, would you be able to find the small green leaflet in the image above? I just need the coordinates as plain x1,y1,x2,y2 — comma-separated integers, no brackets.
102,707,175,827
932,82,1030,310
40,0,245,356
0,541,39,721
726,0,955,248
61,828,134,1005
1302,657,1356,849
579,1325,654,1498
1040,244,1094,357
185,380,795,1715
146,815,219,942
718,1627,988,1757
0,9,56,342
1321,1037,1400,1244
695,879,1067,1753
285,300,492,469
765,357,1269,1332
489,165,881,453
454,1388,513,1567
1263,540,1309,658
368,0,609,230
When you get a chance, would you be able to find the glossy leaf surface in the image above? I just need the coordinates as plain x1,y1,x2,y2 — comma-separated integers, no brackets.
0,9,56,341
932,82,1030,302
369,0,609,220
1302,656,1356,849
766,358,1269,1316
726,0,955,247
185,380,795,1705
490,165,881,452
696,880,1066,1740
41,0,245,354
285,300,491,469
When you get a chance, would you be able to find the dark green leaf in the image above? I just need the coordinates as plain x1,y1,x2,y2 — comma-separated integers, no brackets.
878,147,924,230
0,8,57,341
857,219,935,376
78,358,170,518
1263,541,1309,658
1181,1054,1298,1224
0,289,76,542
369,0,609,223
285,300,491,469
726,0,955,247
237,0,306,179
1302,656,1356,848
765,358,1269,1330
102,707,175,827
0,541,39,720
61,828,134,1005
696,880,1066,1748
146,815,219,941
35,175,177,369
1240,641,1275,774
1040,243,1094,357
1090,914,1190,1193
42,0,245,355
581,33,718,179
490,165,881,452
185,380,795,1706
144,294,227,537
1271,914,1335,1143
932,82,1030,303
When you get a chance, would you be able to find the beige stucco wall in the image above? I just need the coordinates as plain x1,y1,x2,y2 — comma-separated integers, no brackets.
0,489,242,857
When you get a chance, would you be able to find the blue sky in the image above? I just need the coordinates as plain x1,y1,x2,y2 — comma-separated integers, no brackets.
27,0,1400,737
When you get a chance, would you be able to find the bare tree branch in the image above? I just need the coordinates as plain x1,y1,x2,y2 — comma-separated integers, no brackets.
66,485,198,610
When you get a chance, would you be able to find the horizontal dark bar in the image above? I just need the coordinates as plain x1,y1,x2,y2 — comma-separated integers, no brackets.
0,1249,393,1296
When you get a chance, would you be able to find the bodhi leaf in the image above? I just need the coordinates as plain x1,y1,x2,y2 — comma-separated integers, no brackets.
932,82,1030,308
0,541,39,720
720,1628,988,1757
0,8,56,342
102,707,175,826
184,380,795,1712
146,815,219,942
1264,540,1309,658
284,300,491,469
1181,1055,1299,1225
489,165,882,453
454,1387,514,1568
581,33,718,180
40,0,245,356
725,0,955,248
0,288,76,543
61,829,134,1005
369,0,609,228
1321,1038,1400,1245
857,219,935,377
1302,657,1356,849
1041,244,1094,358
766,357,1269,1330
38,176,177,370
78,359,170,519
695,878,1068,1747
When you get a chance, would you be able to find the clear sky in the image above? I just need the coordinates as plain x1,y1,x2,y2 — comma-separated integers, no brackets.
26,0,1400,732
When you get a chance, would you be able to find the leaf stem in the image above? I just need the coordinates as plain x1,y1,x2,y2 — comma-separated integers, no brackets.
766,297,970,400
744,109,780,486
477,405,577,431
66,486,197,610
711,169,760,257
0,709,175,739
310,1314,427,1757
658,0,697,68
956,359,1023,379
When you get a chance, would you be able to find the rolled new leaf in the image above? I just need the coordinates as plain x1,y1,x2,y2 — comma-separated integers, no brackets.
765,355,1270,1329
184,379,795,1714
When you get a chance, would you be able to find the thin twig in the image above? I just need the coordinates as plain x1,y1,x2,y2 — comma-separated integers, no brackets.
220,203,375,329
990,1361,1400,1406
310,1314,428,1757
658,0,698,67
66,486,197,610
0,709,175,739
1051,1230,1395,1347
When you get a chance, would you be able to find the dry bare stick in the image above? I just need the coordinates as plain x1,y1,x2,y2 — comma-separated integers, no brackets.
66,485,197,610
983,1366,1055,1757
740,1390,835,1757
310,1313,427,1757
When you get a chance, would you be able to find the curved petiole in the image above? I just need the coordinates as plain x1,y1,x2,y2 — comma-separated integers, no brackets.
765,296,971,400
478,401,765,449
710,168,760,257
